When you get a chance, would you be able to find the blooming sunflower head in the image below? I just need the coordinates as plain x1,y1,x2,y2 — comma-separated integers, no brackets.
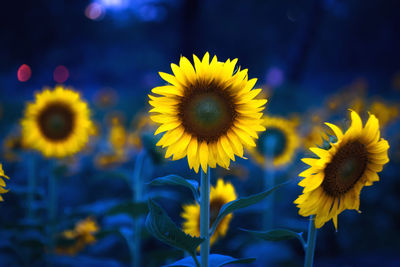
0,164,10,202
149,53,267,173
294,110,389,229
21,85,93,158
248,116,300,168
181,178,237,248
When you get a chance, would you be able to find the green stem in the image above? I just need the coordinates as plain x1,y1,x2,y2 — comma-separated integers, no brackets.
27,153,36,219
304,215,317,267
263,138,276,229
47,161,57,264
131,150,146,267
200,167,210,267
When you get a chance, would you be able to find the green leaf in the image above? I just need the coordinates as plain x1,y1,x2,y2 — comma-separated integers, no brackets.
240,228,306,249
145,199,204,255
165,254,255,267
149,175,199,202
209,182,288,236
107,201,148,218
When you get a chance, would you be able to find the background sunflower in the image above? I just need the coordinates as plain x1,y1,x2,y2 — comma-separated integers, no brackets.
248,116,300,168
181,178,237,248
21,86,93,158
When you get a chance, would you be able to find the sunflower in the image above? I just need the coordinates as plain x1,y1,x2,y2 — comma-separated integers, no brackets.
369,101,398,128
21,85,93,158
181,178,237,248
56,216,99,256
294,110,389,229
2,127,28,162
248,116,300,168
149,53,267,173
109,117,127,156
0,164,10,202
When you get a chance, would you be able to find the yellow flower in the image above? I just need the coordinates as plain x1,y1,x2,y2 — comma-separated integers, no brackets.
294,110,389,229
2,127,28,162
21,85,93,158
128,113,157,149
248,116,299,168
369,101,398,128
181,178,237,248
109,117,127,155
0,164,10,202
149,53,267,173
56,217,99,256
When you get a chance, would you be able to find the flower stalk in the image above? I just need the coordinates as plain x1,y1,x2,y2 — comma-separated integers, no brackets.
131,150,146,267
47,161,57,262
200,167,210,267
304,215,317,267
263,137,276,229
27,153,36,219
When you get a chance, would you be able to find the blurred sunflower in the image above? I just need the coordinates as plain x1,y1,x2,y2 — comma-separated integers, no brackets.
248,116,300,168
295,110,389,229
128,113,165,164
0,164,10,201
56,216,99,256
326,78,367,112
21,86,93,158
181,178,236,248
2,128,28,162
109,117,127,156
128,113,156,149
95,116,128,168
369,100,398,128
149,52,267,173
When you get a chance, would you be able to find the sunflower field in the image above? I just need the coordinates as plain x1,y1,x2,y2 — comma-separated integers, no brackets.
1,1,399,266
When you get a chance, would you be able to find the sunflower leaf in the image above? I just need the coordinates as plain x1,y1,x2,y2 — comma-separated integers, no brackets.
145,199,204,256
165,254,255,267
149,175,200,202
240,228,306,249
209,181,288,236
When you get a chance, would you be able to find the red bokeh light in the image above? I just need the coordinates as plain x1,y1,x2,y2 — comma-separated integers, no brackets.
53,65,69,83
17,64,31,82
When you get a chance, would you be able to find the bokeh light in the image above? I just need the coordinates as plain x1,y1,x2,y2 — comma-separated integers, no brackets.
265,67,284,88
85,3,105,20
53,65,69,83
17,64,31,82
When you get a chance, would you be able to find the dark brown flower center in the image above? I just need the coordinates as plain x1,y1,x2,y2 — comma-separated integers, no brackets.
178,81,237,142
322,141,368,196
38,102,75,141
257,127,287,158
209,197,226,227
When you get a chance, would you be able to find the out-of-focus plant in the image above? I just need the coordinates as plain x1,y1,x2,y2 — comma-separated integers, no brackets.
20,85,94,262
